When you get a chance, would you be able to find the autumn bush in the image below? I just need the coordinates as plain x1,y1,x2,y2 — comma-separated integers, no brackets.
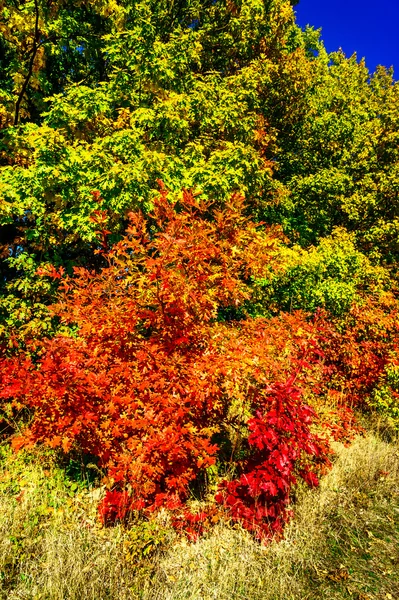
0,189,340,539
1,187,399,541
321,292,399,409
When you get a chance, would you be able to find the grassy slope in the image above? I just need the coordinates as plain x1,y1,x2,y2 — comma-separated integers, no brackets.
156,434,399,600
0,433,398,600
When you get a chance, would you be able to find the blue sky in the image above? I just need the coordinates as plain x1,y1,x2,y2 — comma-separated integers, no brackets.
294,0,399,75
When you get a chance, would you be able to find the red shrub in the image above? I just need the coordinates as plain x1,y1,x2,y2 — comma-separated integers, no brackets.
215,378,330,540
320,294,399,408
0,189,333,537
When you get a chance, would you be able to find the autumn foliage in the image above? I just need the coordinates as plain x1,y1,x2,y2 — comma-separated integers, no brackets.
215,379,329,539
0,190,335,537
1,0,399,549
1,187,399,540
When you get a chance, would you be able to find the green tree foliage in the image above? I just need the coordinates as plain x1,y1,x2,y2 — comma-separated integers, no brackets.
254,228,390,317
0,0,112,126
275,54,399,259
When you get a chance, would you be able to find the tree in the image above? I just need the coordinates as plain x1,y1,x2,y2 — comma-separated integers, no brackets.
0,0,112,127
0,0,312,344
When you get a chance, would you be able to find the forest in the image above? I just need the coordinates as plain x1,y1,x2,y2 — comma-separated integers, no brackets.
0,1,398,598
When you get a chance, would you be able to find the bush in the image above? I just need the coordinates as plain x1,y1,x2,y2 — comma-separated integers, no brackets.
369,360,399,429
0,190,333,538
254,228,389,317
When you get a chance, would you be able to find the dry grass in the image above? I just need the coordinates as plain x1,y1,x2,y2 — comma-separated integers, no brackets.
1,434,398,600
154,434,399,600
0,447,170,599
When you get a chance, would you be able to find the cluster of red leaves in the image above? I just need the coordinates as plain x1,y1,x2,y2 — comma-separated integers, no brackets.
215,378,329,540
98,490,134,525
4,189,390,540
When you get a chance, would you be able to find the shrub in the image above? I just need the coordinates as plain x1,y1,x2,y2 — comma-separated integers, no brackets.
320,292,399,409
0,190,333,538
254,228,389,318
369,359,399,429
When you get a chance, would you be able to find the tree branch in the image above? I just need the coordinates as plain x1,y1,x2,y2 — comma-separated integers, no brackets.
14,0,40,126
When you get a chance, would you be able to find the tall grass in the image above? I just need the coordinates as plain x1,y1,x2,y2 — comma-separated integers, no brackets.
1,434,398,599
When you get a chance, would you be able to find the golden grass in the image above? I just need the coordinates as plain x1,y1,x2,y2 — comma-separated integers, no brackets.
155,434,399,600
1,434,398,600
